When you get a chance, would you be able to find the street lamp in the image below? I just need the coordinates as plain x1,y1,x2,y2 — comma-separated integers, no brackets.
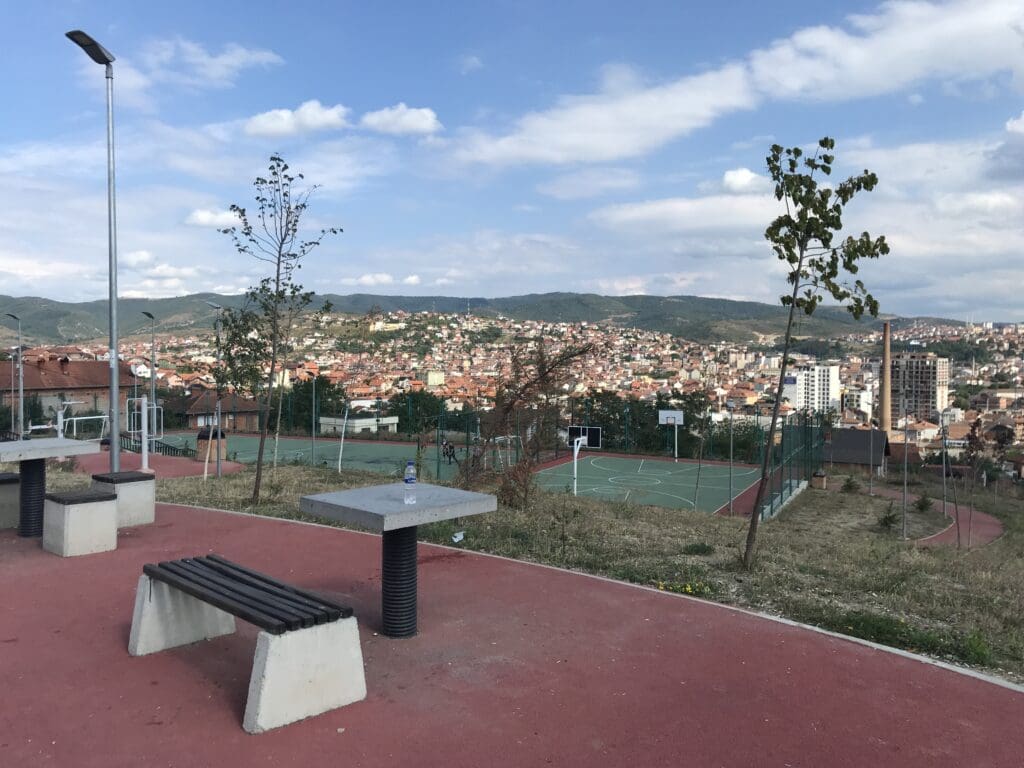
4,314,22,439
204,301,223,478
141,312,158,453
67,30,121,471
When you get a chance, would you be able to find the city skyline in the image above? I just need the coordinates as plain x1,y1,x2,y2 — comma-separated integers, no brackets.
2,1,1024,319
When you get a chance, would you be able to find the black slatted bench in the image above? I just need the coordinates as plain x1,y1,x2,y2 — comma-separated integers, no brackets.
143,554,352,633
129,554,367,733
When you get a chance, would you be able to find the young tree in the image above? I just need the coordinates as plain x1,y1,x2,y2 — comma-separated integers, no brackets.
220,156,341,502
742,138,888,568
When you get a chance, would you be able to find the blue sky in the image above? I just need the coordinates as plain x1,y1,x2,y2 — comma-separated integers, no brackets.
2,0,1024,320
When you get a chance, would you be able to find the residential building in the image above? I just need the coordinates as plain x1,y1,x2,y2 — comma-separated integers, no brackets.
782,364,840,414
890,353,949,423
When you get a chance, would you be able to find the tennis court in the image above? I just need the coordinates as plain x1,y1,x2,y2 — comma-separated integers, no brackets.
534,454,761,514
161,433,462,481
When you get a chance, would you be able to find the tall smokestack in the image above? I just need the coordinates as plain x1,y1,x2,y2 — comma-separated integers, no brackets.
880,321,892,435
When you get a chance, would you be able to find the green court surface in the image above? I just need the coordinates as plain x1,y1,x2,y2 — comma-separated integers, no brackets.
160,433,462,481
534,455,760,514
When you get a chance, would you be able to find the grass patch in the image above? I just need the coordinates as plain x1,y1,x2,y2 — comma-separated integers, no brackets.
781,602,993,666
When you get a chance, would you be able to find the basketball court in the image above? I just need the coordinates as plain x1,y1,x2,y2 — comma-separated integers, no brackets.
535,454,760,514
161,433,462,481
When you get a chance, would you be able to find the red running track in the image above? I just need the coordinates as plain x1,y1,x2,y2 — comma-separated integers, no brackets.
1,504,1021,767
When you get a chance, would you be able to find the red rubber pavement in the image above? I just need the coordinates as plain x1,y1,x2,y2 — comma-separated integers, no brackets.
1,504,1021,767
73,450,245,478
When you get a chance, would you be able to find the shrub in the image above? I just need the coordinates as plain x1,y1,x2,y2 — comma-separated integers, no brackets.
914,493,934,514
682,542,715,556
878,501,898,531
841,475,860,493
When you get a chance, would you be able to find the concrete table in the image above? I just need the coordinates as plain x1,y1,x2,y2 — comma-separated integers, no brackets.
0,438,101,537
301,483,497,637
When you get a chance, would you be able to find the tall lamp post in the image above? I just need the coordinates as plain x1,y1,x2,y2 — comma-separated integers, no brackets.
4,314,23,439
141,312,158,453
204,301,223,478
67,30,120,471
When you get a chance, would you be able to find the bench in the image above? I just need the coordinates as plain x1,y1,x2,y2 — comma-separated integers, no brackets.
43,489,118,557
0,472,19,529
128,554,367,733
91,471,156,528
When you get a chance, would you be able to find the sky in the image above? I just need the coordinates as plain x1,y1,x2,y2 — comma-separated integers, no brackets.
2,0,1024,320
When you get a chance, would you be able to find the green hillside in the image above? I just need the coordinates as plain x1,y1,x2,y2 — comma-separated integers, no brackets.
0,290,947,345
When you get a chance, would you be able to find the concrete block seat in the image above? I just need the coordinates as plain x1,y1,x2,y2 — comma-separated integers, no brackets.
128,554,366,734
0,472,19,529
91,471,156,528
42,489,118,557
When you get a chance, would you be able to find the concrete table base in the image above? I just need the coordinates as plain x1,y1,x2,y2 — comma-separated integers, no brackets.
301,482,497,638
381,526,418,637
19,459,46,538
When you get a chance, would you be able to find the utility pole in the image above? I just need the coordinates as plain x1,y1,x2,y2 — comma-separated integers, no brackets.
729,406,735,515
902,395,909,540
142,311,158,454
4,314,22,439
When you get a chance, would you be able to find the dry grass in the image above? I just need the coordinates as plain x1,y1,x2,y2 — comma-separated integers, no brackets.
12,458,1024,681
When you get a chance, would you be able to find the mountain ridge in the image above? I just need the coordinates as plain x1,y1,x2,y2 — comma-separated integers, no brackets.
0,291,960,345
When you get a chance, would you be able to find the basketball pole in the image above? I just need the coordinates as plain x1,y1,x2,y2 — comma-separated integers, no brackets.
673,419,678,463
572,436,586,496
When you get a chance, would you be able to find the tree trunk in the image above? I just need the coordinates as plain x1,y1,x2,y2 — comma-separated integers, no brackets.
742,256,804,569
251,265,283,504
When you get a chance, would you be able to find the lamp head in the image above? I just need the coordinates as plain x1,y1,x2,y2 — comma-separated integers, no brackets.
66,30,115,65
4,313,19,322
141,311,154,320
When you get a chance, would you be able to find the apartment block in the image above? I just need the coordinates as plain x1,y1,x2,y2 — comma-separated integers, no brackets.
890,352,949,423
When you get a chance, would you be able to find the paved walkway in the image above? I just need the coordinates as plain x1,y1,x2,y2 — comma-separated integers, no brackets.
830,481,1004,548
74,450,245,478
1,504,1021,767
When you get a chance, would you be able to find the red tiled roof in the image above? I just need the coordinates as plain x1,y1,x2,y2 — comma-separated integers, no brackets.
0,359,134,392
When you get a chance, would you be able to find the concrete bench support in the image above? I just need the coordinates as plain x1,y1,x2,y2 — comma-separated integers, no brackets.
91,471,156,528
128,574,237,656
42,490,118,557
0,473,19,529
128,567,366,733
244,618,366,733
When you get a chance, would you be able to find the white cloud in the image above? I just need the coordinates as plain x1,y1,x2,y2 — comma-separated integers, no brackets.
244,100,350,137
721,167,771,194
454,0,1024,168
139,38,283,89
360,103,443,135
340,273,395,287
592,194,779,234
185,208,237,227
537,168,640,200
748,0,1024,101
1007,111,1024,134
434,277,455,286
594,276,648,295
402,275,421,285
122,250,155,268
455,64,755,165
458,54,483,74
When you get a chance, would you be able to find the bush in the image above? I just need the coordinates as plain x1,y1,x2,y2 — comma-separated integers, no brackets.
682,542,715,556
914,493,934,514
841,475,860,493
878,501,898,531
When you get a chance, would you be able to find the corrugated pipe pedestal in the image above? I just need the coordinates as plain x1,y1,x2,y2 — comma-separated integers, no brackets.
18,458,46,537
381,526,418,638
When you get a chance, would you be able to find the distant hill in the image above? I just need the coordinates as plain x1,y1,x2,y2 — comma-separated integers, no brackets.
0,291,958,345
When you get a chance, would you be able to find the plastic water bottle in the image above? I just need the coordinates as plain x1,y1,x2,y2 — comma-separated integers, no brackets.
403,461,417,505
